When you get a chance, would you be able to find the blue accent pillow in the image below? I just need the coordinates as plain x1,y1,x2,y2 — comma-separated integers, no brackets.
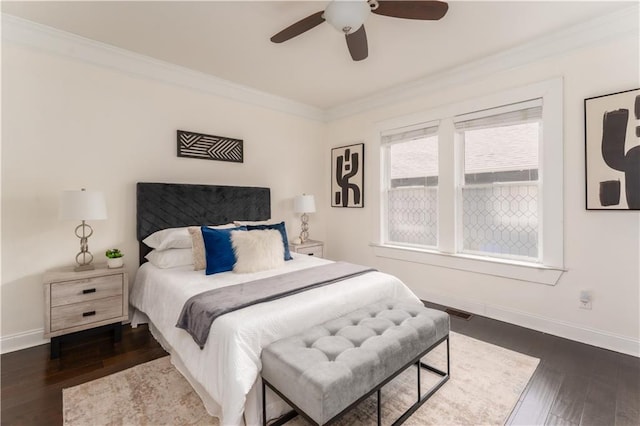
201,225,247,275
246,221,292,261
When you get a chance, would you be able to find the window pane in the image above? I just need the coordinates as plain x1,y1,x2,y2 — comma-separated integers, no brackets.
390,136,438,187
462,184,538,258
462,120,540,260
464,122,539,184
388,187,438,246
387,135,438,246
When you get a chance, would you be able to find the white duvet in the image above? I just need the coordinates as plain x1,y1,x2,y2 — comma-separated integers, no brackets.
129,254,421,426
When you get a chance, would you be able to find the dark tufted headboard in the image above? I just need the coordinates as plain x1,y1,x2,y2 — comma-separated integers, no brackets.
137,182,271,263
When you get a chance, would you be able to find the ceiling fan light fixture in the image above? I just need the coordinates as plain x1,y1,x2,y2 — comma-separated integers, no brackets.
270,0,449,62
324,0,371,34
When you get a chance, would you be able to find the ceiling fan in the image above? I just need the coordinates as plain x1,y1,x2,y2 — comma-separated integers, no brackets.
270,0,449,61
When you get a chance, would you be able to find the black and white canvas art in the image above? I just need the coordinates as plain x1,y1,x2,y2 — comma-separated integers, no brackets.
332,143,364,208
585,88,640,210
177,130,243,163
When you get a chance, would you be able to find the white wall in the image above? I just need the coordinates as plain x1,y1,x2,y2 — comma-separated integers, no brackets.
324,34,640,355
1,41,326,351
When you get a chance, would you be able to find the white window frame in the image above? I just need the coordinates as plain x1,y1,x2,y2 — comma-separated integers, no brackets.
381,121,440,249
455,98,543,263
372,78,564,285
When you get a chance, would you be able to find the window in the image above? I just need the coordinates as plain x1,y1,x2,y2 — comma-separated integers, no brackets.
456,100,542,261
376,79,563,284
382,124,439,247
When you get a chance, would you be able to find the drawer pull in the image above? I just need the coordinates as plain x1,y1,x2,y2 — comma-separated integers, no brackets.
82,288,97,294
308,253,315,256
82,311,96,317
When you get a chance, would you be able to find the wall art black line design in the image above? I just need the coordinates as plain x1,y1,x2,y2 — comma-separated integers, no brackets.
177,130,243,163
332,143,364,208
585,88,640,210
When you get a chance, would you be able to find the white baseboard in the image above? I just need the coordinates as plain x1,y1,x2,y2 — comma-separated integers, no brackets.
418,290,640,358
0,328,48,354
0,320,132,355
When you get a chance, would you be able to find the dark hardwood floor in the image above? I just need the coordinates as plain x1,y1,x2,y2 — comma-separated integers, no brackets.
1,324,167,425
432,304,640,426
1,308,638,425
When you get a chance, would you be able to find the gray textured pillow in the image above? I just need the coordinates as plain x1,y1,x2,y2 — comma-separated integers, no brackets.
231,229,284,274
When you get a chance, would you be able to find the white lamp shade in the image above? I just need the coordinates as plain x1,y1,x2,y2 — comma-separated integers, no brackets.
294,194,316,214
59,189,107,221
324,0,370,34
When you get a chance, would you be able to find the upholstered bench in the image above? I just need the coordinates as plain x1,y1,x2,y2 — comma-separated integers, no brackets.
261,300,450,426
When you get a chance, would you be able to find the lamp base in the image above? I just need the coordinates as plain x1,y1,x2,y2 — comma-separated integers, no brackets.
74,263,95,272
74,220,95,272
299,213,310,243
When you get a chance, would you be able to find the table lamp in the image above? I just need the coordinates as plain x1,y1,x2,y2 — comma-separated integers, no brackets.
59,188,107,271
293,194,316,243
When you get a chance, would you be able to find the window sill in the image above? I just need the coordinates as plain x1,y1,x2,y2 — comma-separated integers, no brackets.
370,243,564,285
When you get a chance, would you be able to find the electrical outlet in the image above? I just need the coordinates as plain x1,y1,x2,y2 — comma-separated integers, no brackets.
579,290,592,310
579,300,592,310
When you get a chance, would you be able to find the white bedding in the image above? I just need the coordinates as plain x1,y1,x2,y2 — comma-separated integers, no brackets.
129,254,421,426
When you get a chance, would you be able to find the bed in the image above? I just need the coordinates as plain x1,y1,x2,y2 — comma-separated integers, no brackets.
130,182,422,426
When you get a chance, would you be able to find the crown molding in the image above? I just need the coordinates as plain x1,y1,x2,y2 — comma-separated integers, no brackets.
2,5,638,124
1,14,326,122
325,3,640,121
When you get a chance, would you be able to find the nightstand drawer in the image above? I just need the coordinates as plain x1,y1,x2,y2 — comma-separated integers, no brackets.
51,274,123,307
50,295,123,332
296,245,323,257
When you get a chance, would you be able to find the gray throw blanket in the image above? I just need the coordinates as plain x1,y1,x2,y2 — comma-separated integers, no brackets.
176,262,376,348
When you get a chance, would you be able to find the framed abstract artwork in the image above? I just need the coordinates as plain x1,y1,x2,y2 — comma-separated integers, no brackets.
177,130,243,163
332,143,364,208
585,88,639,210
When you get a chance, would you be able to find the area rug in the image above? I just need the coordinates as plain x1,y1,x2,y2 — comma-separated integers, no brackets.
63,332,539,425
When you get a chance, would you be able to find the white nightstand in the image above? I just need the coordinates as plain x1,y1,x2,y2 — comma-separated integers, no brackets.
43,263,128,358
289,240,324,258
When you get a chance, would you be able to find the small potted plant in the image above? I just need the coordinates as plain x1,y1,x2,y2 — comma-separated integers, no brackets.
105,249,124,269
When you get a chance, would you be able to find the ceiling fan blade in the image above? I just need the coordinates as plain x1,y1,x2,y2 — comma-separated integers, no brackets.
270,11,325,43
373,1,448,20
345,25,368,61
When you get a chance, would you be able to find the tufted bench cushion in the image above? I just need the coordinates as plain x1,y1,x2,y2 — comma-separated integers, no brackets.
261,299,449,425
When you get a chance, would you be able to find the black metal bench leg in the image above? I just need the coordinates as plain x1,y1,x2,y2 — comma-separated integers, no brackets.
262,379,267,426
377,389,381,426
392,335,451,426
446,335,450,376
417,361,421,402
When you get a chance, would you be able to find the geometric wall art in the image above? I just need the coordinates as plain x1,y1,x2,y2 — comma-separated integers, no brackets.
584,88,639,210
331,143,364,208
177,130,243,163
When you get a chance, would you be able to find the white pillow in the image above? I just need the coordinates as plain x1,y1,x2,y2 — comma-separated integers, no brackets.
142,227,192,250
231,229,284,274
145,248,194,269
143,224,235,251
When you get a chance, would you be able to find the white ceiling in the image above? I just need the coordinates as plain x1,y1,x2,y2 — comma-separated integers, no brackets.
1,1,634,109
